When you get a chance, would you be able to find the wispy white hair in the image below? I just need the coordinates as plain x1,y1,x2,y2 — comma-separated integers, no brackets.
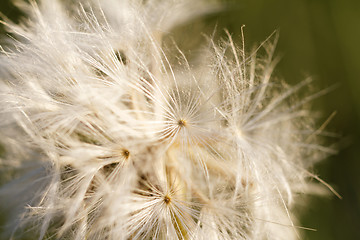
0,0,336,239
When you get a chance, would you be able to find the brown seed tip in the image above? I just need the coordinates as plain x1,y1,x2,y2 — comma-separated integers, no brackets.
163,195,171,204
177,119,186,127
122,149,130,159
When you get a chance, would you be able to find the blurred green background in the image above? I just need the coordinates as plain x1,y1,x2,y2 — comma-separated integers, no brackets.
0,0,359,239
213,1,360,239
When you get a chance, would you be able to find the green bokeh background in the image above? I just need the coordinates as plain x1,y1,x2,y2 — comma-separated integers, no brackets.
0,0,359,239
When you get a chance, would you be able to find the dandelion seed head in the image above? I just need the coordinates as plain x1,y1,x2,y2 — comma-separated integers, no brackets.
0,0,336,239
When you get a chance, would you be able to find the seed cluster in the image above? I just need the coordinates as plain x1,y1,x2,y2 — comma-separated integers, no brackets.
0,1,333,240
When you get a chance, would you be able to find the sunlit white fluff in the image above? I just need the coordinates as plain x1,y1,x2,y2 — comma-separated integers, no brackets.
0,0,335,239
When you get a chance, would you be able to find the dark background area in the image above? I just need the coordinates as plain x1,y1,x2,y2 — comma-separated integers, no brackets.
213,1,360,239
0,0,359,239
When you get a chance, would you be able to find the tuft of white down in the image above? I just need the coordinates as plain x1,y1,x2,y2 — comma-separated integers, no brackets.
0,0,335,239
